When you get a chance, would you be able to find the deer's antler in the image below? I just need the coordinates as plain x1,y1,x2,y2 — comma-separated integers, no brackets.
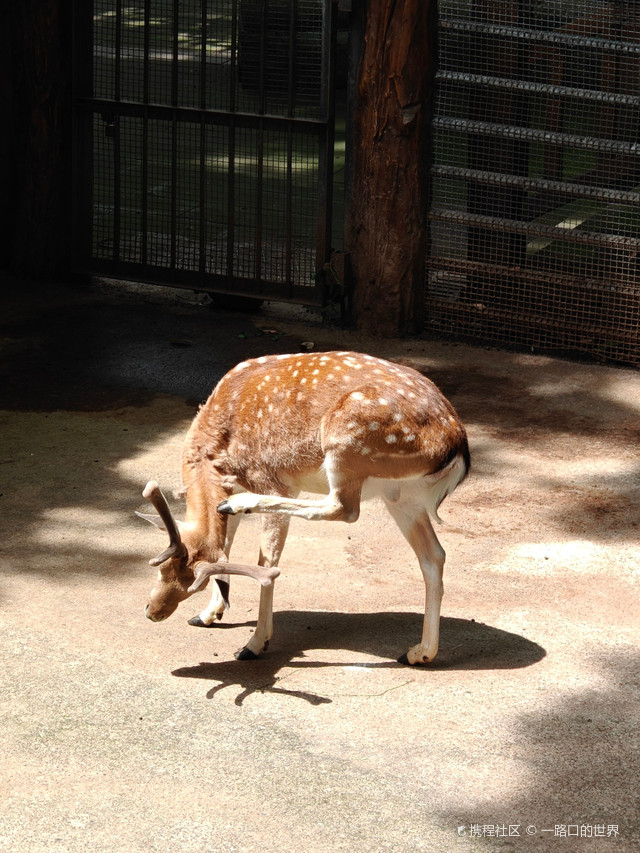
141,480,187,566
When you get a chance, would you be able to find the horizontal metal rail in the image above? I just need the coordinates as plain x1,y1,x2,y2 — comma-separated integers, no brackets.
436,70,640,107
429,208,640,248
76,97,328,132
440,17,640,55
425,295,640,347
434,116,640,155
431,165,640,205
427,256,640,298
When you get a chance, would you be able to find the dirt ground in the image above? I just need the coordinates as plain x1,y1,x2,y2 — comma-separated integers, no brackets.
1,276,639,852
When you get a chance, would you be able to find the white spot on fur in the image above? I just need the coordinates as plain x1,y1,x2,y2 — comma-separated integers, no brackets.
385,434,397,444
369,422,379,431
351,391,365,401
235,361,250,370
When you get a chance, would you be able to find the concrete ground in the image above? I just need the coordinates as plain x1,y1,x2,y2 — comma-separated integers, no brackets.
1,276,638,852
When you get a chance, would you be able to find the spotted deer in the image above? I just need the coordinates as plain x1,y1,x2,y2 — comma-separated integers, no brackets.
138,351,469,665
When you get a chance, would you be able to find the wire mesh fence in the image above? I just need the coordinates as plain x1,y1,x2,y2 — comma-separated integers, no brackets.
81,0,336,302
428,0,640,365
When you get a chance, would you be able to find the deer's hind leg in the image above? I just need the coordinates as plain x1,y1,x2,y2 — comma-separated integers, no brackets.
382,484,446,665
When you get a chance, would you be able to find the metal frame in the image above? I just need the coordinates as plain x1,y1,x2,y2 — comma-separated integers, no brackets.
72,1,338,306
428,1,640,366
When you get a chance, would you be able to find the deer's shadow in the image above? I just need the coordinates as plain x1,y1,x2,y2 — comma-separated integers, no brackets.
172,611,546,705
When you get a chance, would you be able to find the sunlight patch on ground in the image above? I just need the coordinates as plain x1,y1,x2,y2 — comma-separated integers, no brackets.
35,507,133,556
484,539,639,578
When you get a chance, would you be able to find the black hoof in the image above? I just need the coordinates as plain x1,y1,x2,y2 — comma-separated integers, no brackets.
397,652,435,667
188,616,220,628
217,500,234,515
234,646,259,661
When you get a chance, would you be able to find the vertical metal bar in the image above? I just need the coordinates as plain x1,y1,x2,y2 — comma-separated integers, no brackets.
254,2,269,284
114,0,122,103
199,0,208,279
315,0,337,301
171,0,179,270
284,0,297,293
141,0,151,267
113,0,122,264
70,0,94,270
227,0,238,281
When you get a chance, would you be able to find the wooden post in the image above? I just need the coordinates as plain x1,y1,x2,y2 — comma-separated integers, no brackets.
345,0,436,336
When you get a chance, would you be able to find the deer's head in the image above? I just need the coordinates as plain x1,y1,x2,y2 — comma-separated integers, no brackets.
136,481,206,621
137,481,280,621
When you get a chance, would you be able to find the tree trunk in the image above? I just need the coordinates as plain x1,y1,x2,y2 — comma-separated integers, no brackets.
346,0,436,336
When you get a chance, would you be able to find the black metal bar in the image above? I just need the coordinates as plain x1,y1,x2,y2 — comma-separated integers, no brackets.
75,97,328,131
170,0,179,270
70,0,94,269
431,165,640,204
141,0,151,266
254,1,268,284
284,0,297,293
227,1,238,283
199,0,208,279
436,70,640,107
112,1,123,263
429,208,640,248
440,18,640,55
315,0,337,301
78,260,325,305
428,257,640,299
434,116,640,155
425,296,640,350
114,0,122,102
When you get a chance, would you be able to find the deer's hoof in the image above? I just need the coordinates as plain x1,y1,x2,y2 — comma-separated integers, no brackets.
234,646,259,661
398,651,436,667
188,615,222,628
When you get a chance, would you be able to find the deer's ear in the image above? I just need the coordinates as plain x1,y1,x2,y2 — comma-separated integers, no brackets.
135,511,166,530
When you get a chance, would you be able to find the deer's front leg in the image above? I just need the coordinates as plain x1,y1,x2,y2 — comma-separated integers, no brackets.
234,515,290,660
188,513,241,627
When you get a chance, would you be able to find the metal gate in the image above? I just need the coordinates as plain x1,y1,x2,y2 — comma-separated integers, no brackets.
428,0,640,366
72,1,338,305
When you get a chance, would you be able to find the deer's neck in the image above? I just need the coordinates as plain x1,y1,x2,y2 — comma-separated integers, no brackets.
181,437,229,563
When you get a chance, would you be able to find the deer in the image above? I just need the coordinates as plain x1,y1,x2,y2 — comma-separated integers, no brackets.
138,350,469,665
